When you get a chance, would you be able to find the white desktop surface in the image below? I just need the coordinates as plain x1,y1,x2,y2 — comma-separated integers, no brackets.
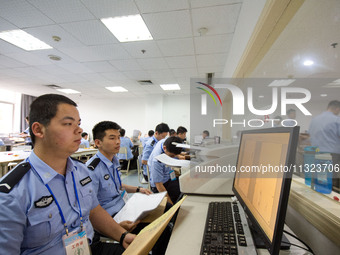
165,195,309,255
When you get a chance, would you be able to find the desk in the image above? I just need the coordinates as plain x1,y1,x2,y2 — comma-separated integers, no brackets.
0,151,31,177
165,195,310,255
0,148,98,177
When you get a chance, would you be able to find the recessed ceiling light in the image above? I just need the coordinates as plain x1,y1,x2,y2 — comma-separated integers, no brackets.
56,89,80,94
106,86,128,92
303,60,314,66
101,14,153,42
0,29,52,51
268,79,296,87
320,94,327,97
160,84,181,91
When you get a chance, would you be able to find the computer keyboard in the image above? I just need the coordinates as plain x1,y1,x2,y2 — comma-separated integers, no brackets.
200,201,256,255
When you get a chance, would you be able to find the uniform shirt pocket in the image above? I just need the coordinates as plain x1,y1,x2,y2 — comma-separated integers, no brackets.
23,205,60,248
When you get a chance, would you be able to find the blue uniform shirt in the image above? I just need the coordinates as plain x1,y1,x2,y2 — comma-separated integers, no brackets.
309,111,340,154
0,151,98,255
117,137,134,160
23,127,32,144
142,136,159,175
148,138,173,187
80,138,90,148
86,151,125,216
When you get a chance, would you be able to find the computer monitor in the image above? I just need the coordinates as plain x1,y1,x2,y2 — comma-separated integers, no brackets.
232,126,299,255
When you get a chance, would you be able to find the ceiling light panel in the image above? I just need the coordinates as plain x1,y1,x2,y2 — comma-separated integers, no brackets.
106,86,128,92
268,79,296,87
0,29,52,51
56,89,81,94
160,84,181,90
101,15,153,42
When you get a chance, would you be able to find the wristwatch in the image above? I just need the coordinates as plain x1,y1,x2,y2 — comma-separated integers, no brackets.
136,186,141,192
119,231,129,246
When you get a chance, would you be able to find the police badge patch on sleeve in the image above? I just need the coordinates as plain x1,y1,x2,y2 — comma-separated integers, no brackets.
34,195,54,208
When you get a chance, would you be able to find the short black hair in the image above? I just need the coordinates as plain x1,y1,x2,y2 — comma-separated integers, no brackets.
92,121,121,141
81,132,88,137
163,136,183,155
203,130,209,136
327,100,340,109
155,123,170,133
177,126,187,134
287,109,296,115
169,129,176,136
29,94,77,145
148,130,154,137
119,128,126,137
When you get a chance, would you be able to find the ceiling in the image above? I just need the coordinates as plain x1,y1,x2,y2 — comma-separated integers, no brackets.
0,0,339,102
0,0,243,100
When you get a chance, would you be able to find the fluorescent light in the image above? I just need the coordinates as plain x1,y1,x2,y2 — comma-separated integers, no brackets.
101,15,153,42
303,60,314,66
324,79,340,87
320,94,327,97
268,79,296,87
160,84,181,91
258,95,264,98
56,89,81,94
0,29,52,51
106,86,128,92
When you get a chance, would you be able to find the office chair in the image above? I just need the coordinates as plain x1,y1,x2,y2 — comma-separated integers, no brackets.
118,147,131,175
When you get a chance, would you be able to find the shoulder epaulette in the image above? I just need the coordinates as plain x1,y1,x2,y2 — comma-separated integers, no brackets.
151,140,156,146
0,162,31,193
87,158,101,171
71,157,85,164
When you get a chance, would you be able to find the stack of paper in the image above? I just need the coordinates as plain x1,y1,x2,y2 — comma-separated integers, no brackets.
113,192,167,223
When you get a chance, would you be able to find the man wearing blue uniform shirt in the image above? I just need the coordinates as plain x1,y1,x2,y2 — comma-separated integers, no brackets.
117,128,134,160
86,121,152,231
140,130,154,147
0,94,135,255
148,136,184,205
142,123,169,181
80,132,90,148
309,100,340,191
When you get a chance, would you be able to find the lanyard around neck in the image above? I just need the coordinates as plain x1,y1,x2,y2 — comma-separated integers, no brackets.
29,159,83,235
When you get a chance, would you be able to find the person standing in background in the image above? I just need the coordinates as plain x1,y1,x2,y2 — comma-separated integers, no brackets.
309,100,340,192
80,132,90,148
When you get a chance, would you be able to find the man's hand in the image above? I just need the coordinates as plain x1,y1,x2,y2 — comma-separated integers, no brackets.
140,188,153,195
122,233,136,249
142,160,147,165
119,220,139,232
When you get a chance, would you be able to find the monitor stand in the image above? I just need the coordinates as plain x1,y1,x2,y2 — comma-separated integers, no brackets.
249,225,291,250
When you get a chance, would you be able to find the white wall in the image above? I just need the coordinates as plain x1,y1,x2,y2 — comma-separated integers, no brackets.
0,89,21,134
77,94,190,141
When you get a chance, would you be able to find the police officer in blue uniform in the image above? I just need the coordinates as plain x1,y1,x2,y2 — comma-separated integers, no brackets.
142,123,170,181
0,94,135,255
148,136,184,205
86,121,152,231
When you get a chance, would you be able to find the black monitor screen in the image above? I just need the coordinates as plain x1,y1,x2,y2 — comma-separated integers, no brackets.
232,126,299,255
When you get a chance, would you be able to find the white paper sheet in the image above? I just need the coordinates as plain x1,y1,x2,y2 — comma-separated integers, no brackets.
113,192,167,223
155,153,191,167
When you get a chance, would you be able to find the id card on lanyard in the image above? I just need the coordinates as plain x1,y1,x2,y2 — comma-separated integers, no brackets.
109,165,129,203
63,228,91,255
29,159,91,255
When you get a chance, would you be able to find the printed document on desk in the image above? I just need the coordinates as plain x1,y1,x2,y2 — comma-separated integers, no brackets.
114,192,167,223
155,154,190,167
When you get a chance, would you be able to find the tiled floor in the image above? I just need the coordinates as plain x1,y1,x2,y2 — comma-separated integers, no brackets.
120,169,149,189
